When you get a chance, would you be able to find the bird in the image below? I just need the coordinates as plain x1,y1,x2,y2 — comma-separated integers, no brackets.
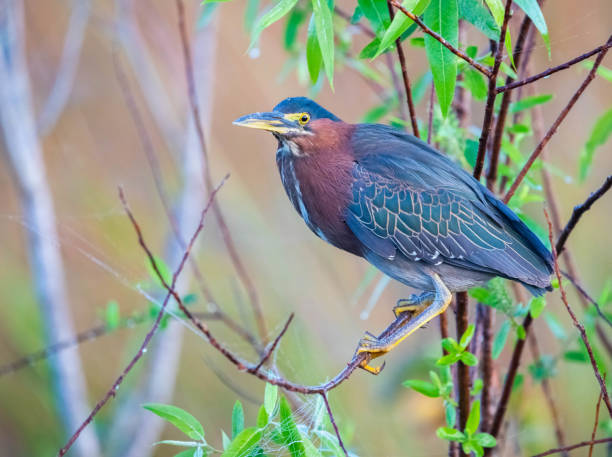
233,96,553,374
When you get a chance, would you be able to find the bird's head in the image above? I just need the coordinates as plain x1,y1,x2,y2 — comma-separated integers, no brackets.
233,97,343,157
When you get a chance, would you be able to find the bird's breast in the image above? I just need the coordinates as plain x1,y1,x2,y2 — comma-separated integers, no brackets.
276,149,361,256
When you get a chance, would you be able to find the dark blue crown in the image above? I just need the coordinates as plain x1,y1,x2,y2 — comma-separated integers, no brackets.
273,97,341,121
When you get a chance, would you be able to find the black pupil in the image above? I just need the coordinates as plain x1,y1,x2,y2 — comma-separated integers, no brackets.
301,115,308,123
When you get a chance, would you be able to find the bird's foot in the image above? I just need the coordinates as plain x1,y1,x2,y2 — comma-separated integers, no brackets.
355,333,396,375
393,292,435,319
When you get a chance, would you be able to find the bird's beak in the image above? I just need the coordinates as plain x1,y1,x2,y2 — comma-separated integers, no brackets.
232,111,299,134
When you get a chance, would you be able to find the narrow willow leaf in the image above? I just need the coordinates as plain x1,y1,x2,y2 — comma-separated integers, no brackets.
466,400,481,436
301,434,324,457
250,0,299,49
357,0,390,35
513,0,549,55
145,255,172,288
424,0,458,118
256,406,268,428
244,0,261,33
579,108,612,181
221,428,262,457
459,323,475,348
105,300,120,330
462,68,487,100
492,320,511,359
143,404,204,440
402,379,440,397
436,427,465,442
264,383,278,416
311,0,334,88
509,94,553,113
280,397,306,457
529,296,546,319
306,14,322,83
474,432,497,448
197,3,219,29
458,0,498,40
359,37,382,59
231,401,244,439
375,0,431,57
284,8,306,50
483,0,503,25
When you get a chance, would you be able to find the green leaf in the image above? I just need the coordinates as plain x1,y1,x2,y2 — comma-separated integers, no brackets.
581,61,612,83
305,15,322,84
437,353,461,365
462,68,487,100
244,0,261,34
436,426,466,442
492,320,511,359
357,0,389,35
250,0,299,48
564,350,589,363
145,256,172,287
441,337,461,353
256,405,268,428
105,300,120,330
359,37,382,59
143,403,204,440
311,0,334,88
513,0,550,55
280,397,305,457
515,324,526,340
509,94,553,113
459,323,475,349
458,0,499,40
471,378,483,396
222,431,231,450
284,8,305,50
402,379,440,397
529,296,546,319
445,401,457,427
221,428,262,457
410,37,425,47
483,0,503,25
460,351,478,366
466,400,481,435
232,401,244,439
424,0,458,117
464,139,479,167
197,4,219,29
545,312,567,341
579,108,612,181
375,0,431,56
173,449,204,457
474,432,497,448
264,383,278,416
301,433,324,457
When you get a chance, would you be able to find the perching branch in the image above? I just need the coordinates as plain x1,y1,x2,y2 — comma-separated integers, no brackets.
388,0,492,77
504,35,612,203
556,174,612,255
531,437,612,457
588,386,604,457
496,40,612,93
57,178,227,457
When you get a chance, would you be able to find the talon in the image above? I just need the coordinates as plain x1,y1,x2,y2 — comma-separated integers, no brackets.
359,358,386,375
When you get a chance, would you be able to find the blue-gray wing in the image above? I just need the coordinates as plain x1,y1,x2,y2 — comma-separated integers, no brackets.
346,163,550,288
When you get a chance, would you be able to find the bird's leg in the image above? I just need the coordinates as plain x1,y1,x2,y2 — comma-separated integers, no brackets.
357,274,452,374
393,292,435,319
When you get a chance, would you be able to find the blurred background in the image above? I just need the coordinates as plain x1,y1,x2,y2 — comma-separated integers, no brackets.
0,0,611,456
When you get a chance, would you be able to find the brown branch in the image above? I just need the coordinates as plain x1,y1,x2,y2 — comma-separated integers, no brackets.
504,35,612,203
486,11,533,189
57,178,227,457
473,0,513,180
562,271,612,329
546,210,612,417
455,292,470,457
175,0,268,343
388,0,492,77
556,174,612,255
588,383,604,457
387,1,419,137
252,313,294,373
479,305,494,431
497,41,612,94
321,392,349,457
531,437,612,457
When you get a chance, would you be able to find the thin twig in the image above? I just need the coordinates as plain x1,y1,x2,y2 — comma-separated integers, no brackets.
556,175,612,255
175,0,268,343
388,0,492,77
504,35,612,203
531,437,612,457
546,210,612,417
57,178,226,457
386,1,419,137
252,314,294,373
588,383,604,457
455,292,470,457
562,270,612,328
497,41,612,93
321,392,349,457
473,0,513,180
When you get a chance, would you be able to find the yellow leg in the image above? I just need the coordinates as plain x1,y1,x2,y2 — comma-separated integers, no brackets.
357,273,452,373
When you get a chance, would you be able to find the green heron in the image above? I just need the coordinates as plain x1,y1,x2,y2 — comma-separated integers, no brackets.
234,97,552,373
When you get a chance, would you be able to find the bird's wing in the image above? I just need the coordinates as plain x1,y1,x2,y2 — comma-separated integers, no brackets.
345,124,552,288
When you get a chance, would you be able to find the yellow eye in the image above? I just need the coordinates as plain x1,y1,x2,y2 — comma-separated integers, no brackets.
298,113,310,125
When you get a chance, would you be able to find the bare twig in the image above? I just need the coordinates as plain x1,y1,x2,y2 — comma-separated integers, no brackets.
473,0,513,180
497,41,612,93
455,292,470,457
531,437,612,457
562,271,612,328
321,392,349,457
504,35,612,203
175,0,268,343
479,305,494,431
546,210,612,417
386,1,419,137
57,178,226,457
556,175,612,255
389,0,492,77
588,384,604,457
37,0,91,135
